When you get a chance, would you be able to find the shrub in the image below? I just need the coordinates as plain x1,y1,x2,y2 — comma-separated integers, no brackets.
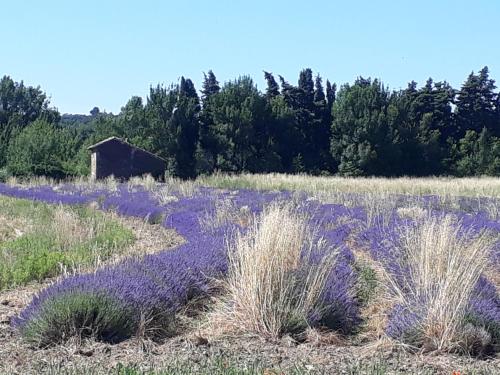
19,291,135,347
0,167,9,182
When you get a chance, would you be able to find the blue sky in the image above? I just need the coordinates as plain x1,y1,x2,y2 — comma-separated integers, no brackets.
2,0,499,114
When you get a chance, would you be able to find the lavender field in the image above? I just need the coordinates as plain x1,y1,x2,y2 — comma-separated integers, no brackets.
0,176,499,374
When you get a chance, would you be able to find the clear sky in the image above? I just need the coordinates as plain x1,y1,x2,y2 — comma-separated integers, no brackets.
2,0,499,114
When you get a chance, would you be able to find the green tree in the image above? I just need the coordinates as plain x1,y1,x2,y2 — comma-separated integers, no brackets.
391,79,454,175
145,78,200,178
117,96,150,149
455,67,497,137
0,76,60,166
264,71,280,99
451,128,500,176
201,70,220,101
197,70,221,174
278,70,333,173
209,76,278,172
331,78,398,176
6,120,68,178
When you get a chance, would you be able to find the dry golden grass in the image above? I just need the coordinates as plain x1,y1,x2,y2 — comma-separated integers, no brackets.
199,198,252,232
209,203,338,340
51,205,101,251
199,173,500,198
351,248,393,343
388,215,496,352
0,215,30,243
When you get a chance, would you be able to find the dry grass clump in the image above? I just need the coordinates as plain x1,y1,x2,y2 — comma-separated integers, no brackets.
128,174,157,191
0,216,30,243
69,175,119,192
396,206,428,220
209,203,338,340
199,198,252,232
152,187,178,205
164,176,199,197
51,205,102,250
388,215,496,352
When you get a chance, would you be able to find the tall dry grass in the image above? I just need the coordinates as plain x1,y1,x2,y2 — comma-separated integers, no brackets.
387,215,496,351
209,203,338,339
198,173,500,198
199,198,252,232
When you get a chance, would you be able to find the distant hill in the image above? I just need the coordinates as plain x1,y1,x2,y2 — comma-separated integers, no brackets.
60,113,94,128
60,107,115,128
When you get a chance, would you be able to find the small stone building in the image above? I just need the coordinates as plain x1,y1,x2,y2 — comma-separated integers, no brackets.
88,137,166,180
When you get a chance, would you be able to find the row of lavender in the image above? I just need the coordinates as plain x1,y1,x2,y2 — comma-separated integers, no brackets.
0,182,499,352
0,183,361,345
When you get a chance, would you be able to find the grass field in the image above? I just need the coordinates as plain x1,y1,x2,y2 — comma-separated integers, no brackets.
0,175,499,374
0,196,134,291
198,173,500,197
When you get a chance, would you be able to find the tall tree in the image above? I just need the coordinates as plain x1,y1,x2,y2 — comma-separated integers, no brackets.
6,120,67,178
451,128,500,176
208,76,279,172
331,78,398,176
326,80,336,108
201,70,220,102
393,78,454,175
455,66,498,137
175,77,201,178
279,70,334,173
298,68,315,106
0,76,60,166
264,71,280,98
198,70,221,174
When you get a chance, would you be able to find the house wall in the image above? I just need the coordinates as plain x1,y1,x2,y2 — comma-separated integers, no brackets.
90,151,97,180
91,140,165,180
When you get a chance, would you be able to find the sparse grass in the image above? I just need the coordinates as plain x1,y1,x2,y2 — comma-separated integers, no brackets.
355,261,379,308
22,360,290,375
0,196,134,290
21,355,497,375
210,203,338,339
387,214,496,352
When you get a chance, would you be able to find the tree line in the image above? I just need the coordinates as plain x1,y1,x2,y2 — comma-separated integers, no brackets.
0,67,499,180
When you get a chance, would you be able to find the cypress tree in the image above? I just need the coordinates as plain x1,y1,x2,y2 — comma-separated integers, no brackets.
201,70,220,102
263,71,280,98
455,66,497,137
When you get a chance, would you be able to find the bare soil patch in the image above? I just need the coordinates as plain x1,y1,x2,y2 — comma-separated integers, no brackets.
1,325,499,374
